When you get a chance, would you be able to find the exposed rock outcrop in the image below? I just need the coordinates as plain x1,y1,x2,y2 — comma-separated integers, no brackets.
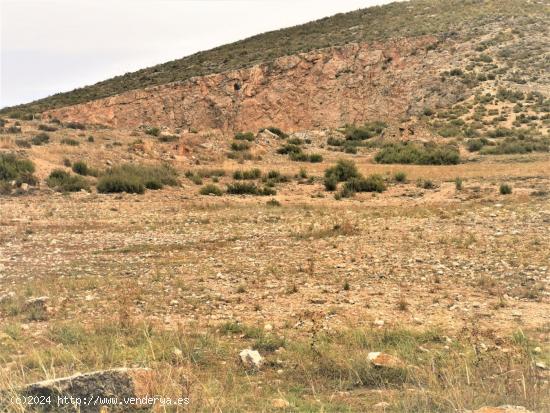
45,36,465,133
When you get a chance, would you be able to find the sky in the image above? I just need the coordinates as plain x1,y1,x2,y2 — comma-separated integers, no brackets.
0,0,395,108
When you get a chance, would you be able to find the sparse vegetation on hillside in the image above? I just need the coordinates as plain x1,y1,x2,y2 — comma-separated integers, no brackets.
97,163,178,194
3,0,548,116
375,142,460,165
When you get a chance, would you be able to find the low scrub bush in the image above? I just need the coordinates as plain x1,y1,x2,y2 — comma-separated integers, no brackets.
0,153,36,183
226,182,275,196
233,168,261,180
145,127,160,137
61,138,80,146
394,171,407,182
480,137,549,155
71,161,98,176
31,133,50,146
230,141,251,151
344,121,387,141
500,183,512,195
325,159,360,182
46,169,89,192
343,175,386,195
375,142,460,165
97,163,178,194
234,132,255,141
261,127,288,139
199,184,223,196
38,124,57,132
65,122,85,130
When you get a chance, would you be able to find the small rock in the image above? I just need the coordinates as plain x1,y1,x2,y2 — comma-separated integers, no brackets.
367,352,404,368
271,398,290,409
264,323,273,331
373,319,385,327
535,361,547,370
239,349,264,369
473,406,533,413
374,401,391,409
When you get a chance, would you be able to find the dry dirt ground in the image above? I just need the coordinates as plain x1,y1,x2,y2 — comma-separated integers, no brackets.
0,121,549,412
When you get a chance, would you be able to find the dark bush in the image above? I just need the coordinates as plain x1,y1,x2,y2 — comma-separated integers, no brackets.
65,122,85,130
226,182,275,196
343,175,386,194
15,139,31,148
145,127,160,136
61,138,80,146
375,142,460,165
344,121,387,141
231,141,251,151
277,144,302,155
234,132,255,141
324,159,360,182
262,127,288,139
46,169,89,192
199,184,223,196
38,124,57,132
0,153,36,182
72,161,89,176
394,171,407,182
97,163,178,193
500,183,512,195
233,168,261,180
31,133,50,146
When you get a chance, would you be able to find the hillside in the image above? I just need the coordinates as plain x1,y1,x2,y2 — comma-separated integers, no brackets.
1,0,548,116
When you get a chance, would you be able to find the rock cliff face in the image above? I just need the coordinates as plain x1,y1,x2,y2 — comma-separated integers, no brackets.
45,36,464,132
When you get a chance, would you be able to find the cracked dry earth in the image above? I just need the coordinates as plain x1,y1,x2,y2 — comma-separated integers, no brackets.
1,185,549,340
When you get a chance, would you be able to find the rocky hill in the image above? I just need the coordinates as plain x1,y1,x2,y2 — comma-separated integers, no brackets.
2,0,548,134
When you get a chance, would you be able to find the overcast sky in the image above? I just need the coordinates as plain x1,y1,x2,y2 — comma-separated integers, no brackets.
0,0,395,108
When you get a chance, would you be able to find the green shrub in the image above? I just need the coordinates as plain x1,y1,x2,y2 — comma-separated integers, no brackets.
266,198,281,207
308,153,323,163
262,127,288,139
226,182,275,196
324,175,338,191
199,184,223,196
38,124,57,132
480,137,549,155
375,142,460,165
344,121,387,140
72,161,89,176
277,144,302,155
394,171,407,182
61,138,80,146
31,133,50,146
500,183,512,195
233,168,261,180
289,152,322,162
158,135,178,143
325,159,360,182
97,163,178,193
287,137,304,145
145,127,160,137
15,139,31,148
0,153,36,182
87,136,94,143
65,122,85,130
343,175,386,194
467,138,489,152
417,179,436,190
230,141,251,151
46,169,89,192
455,177,463,190
327,137,345,146
234,132,255,141
5,126,21,133
97,175,144,194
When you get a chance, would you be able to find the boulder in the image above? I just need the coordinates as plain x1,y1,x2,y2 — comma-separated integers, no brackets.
367,352,405,369
15,368,153,412
239,349,264,370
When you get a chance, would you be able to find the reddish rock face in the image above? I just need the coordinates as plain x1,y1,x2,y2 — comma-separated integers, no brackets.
45,36,462,133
